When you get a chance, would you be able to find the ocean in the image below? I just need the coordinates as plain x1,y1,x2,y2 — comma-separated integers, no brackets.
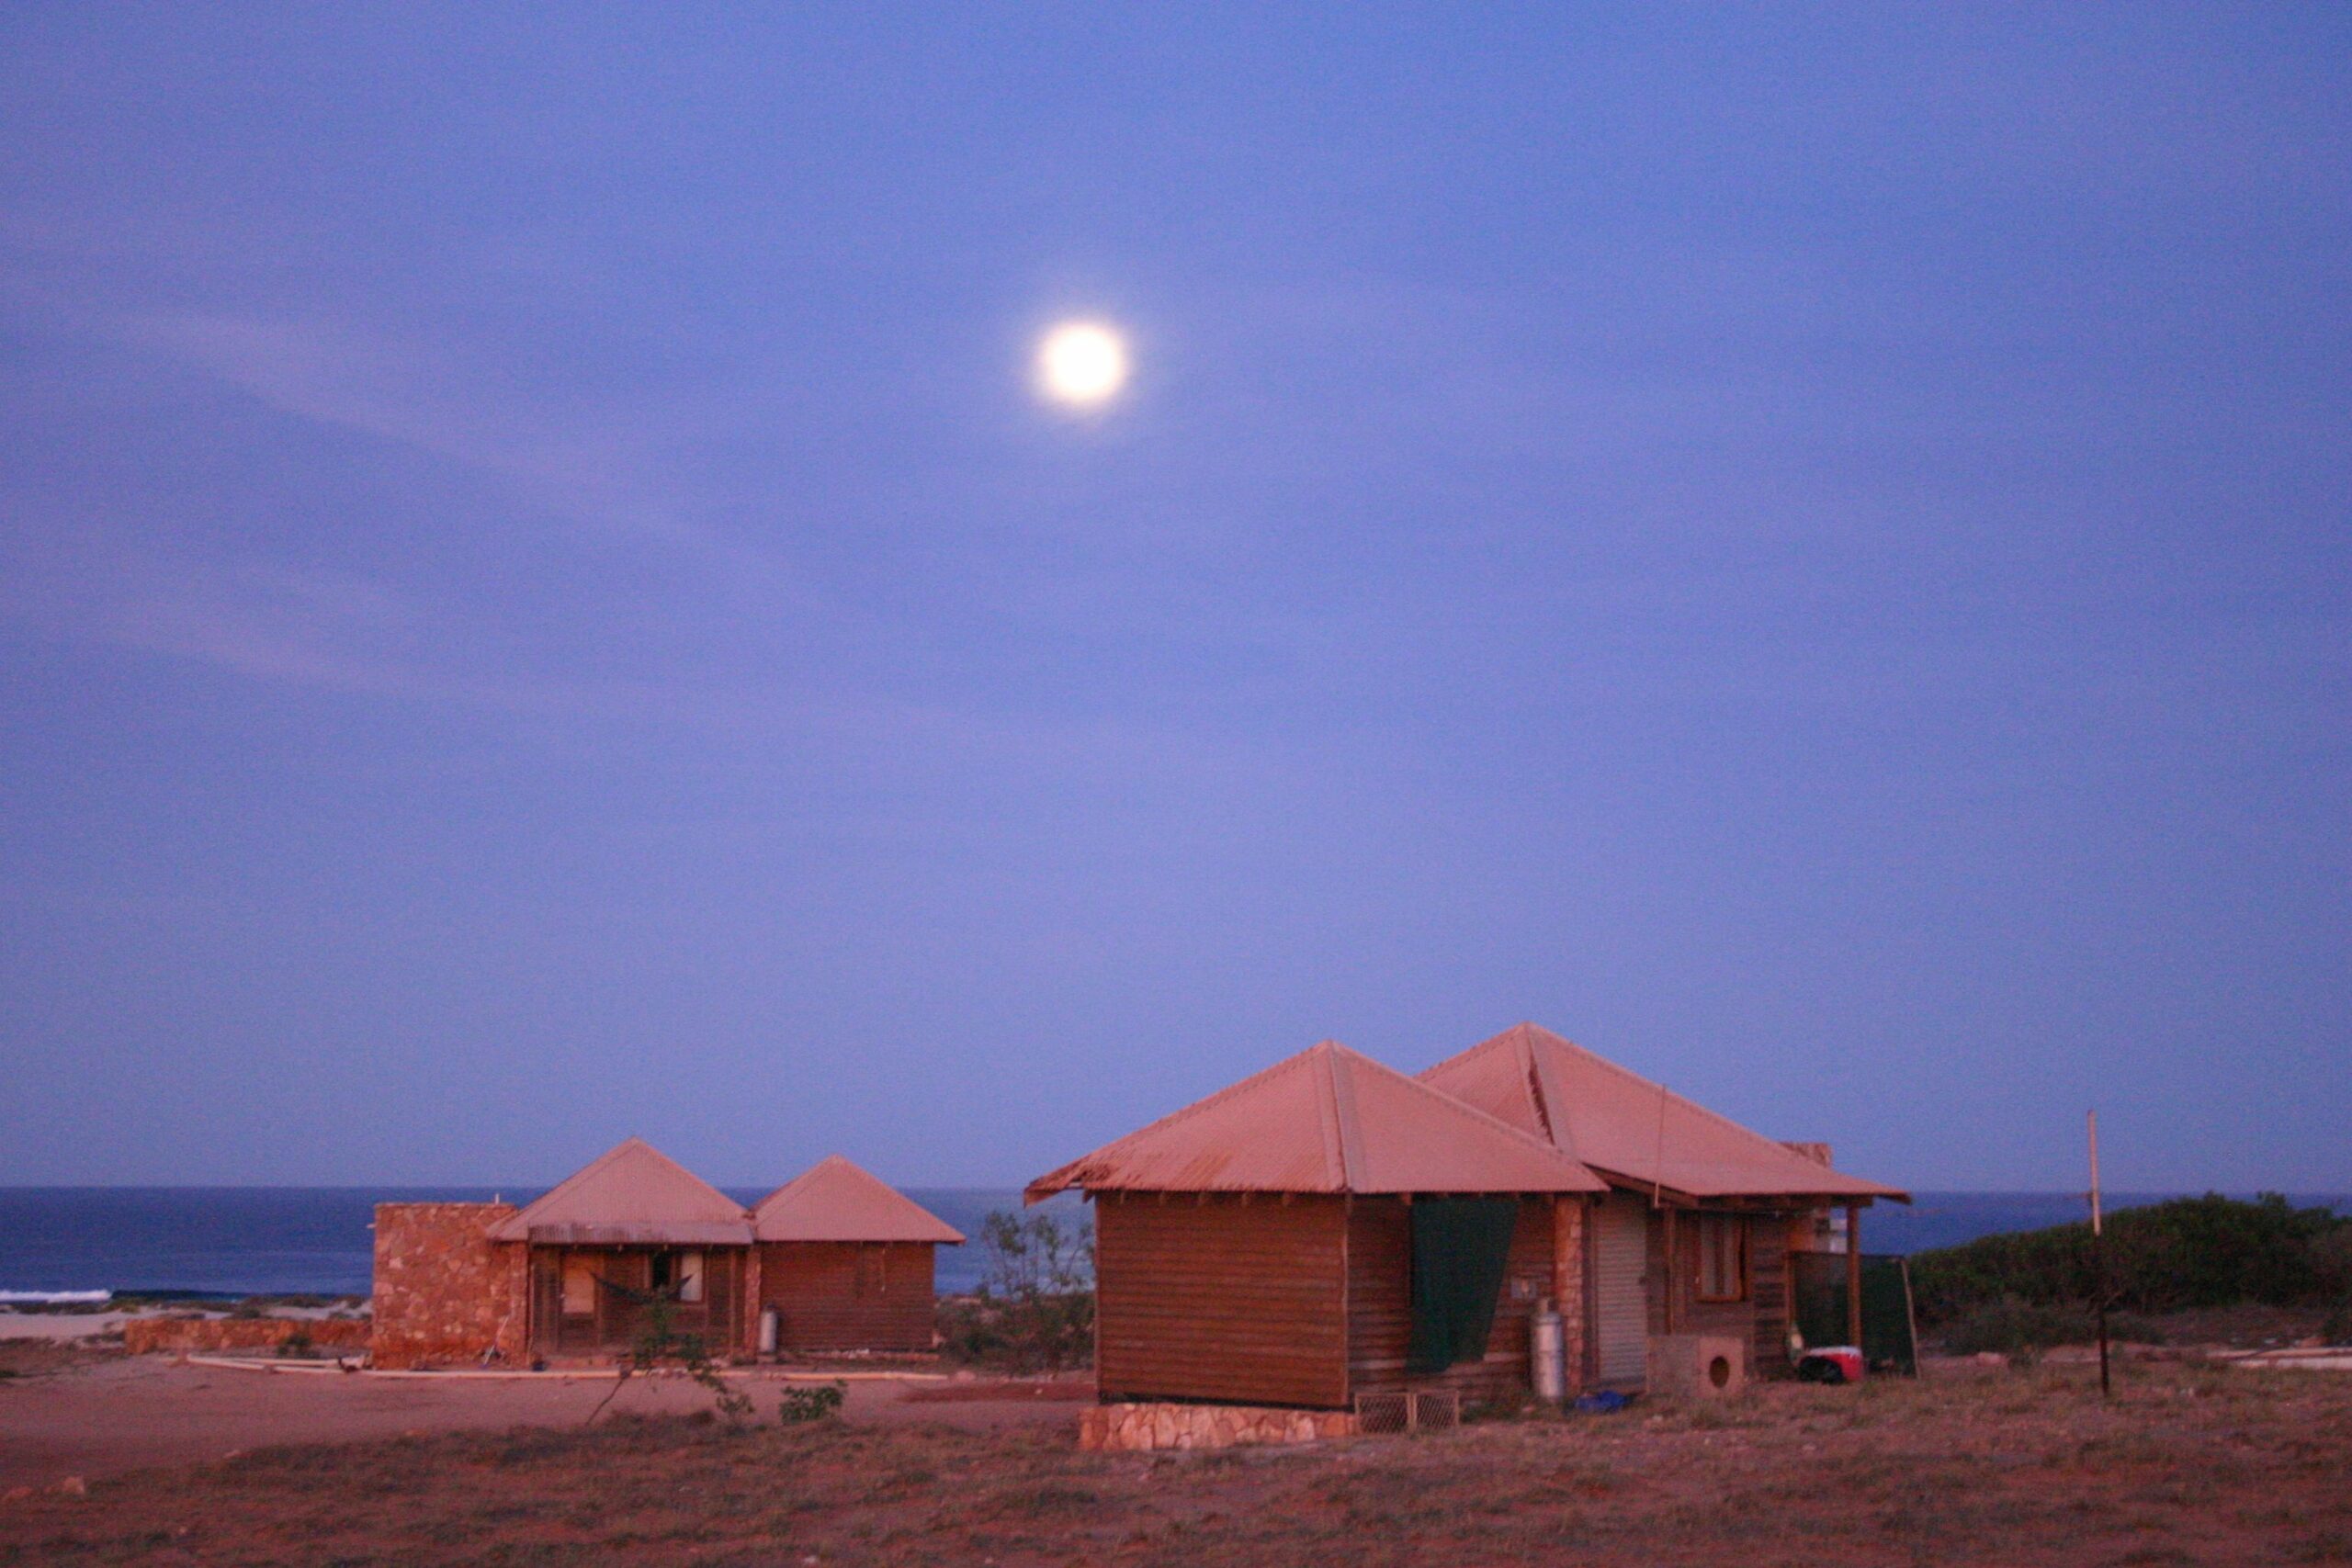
0,1188,2342,1301
0,1188,1081,1300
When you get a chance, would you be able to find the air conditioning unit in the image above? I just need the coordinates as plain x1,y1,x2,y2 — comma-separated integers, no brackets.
1646,1334,1747,1399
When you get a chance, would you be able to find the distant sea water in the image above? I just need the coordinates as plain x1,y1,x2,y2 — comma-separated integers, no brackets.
0,1189,1080,1300
0,1189,2342,1302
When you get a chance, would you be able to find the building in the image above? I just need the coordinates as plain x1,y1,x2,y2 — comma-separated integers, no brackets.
490,1137,756,1359
371,1141,957,1368
1024,1040,1608,1412
751,1154,964,1354
1418,1022,1908,1390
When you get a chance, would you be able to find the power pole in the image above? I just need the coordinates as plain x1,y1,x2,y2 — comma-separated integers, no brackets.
2089,1110,2110,1399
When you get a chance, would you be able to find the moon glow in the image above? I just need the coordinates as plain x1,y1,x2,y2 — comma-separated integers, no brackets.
1036,321,1130,408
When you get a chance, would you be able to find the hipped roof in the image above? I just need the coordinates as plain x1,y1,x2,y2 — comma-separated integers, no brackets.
1418,1023,1908,1203
1025,1041,1607,1200
752,1155,964,1245
488,1137,755,1246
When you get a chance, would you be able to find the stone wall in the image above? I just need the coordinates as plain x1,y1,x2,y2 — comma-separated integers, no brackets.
1553,1195,1589,1393
371,1202,527,1370
1077,1402,1357,1452
123,1316,371,1355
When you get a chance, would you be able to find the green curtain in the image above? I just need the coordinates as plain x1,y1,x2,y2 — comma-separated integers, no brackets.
1408,1198,1519,1374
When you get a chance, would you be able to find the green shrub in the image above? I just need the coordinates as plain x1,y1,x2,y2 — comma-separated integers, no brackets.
939,1210,1095,1371
1935,1297,2093,1357
779,1382,845,1424
1911,1194,2347,1325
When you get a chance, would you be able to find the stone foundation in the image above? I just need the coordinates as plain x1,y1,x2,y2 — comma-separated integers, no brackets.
123,1317,371,1356
1077,1402,1357,1452
370,1202,528,1370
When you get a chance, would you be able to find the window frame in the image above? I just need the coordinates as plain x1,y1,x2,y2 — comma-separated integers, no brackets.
1695,1213,1748,1303
561,1258,596,1317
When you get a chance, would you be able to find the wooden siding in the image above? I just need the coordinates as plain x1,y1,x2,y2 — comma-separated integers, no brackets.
1747,1221,1791,1375
758,1242,937,1353
1345,1196,1555,1404
1095,1195,1349,1409
527,1247,743,1358
1633,1207,1796,1380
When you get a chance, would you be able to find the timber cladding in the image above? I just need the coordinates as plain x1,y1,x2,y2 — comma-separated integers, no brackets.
1641,1207,1795,1379
527,1247,746,1358
758,1241,936,1352
1346,1196,1555,1402
1095,1195,1349,1409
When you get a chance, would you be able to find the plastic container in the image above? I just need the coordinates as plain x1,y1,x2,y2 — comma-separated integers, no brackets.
1797,1346,1865,1384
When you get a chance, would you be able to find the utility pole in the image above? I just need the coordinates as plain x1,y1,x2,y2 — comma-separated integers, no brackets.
2089,1110,2110,1399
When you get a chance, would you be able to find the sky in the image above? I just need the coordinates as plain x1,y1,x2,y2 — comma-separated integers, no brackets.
1,6,2345,1192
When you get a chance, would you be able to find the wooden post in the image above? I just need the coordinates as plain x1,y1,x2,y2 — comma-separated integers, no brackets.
742,1245,763,1359
2090,1111,2110,1399
1844,1202,1863,1349
1660,1207,1677,1336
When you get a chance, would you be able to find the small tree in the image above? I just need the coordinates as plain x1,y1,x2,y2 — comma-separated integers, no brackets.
585,1287,753,1426
980,1210,1095,1300
945,1210,1095,1372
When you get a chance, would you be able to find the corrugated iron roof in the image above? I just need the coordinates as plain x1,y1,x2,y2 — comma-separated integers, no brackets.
487,1137,754,1245
1024,1040,1608,1200
519,1222,756,1247
1418,1023,1909,1202
752,1155,965,1244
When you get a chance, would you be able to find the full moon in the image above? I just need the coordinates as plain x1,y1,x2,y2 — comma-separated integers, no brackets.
1036,321,1129,408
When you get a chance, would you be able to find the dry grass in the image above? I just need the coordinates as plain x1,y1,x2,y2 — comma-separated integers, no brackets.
5,1364,2349,1566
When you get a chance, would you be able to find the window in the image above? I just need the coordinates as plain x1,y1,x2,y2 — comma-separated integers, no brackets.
562,1260,596,1316
677,1250,705,1303
1697,1213,1747,1302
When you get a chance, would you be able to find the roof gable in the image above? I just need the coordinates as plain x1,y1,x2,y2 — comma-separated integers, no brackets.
1025,1041,1606,1199
752,1156,964,1244
1419,1024,1907,1201
488,1138,753,1244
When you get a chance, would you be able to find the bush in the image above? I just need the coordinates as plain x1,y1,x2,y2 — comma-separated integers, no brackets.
1910,1194,2348,1325
778,1382,845,1424
1935,1297,2093,1358
939,1210,1095,1372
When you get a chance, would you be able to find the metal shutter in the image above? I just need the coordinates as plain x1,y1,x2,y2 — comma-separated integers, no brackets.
1594,1192,1648,1388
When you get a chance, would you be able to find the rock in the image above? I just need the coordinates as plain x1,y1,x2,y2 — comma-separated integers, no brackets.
3,1486,35,1505
52,1476,86,1496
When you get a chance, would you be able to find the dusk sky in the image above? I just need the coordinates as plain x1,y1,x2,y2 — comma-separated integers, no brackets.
3,6,2345,1192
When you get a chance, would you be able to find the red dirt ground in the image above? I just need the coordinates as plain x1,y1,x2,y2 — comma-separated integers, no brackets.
2,1355,2347,1566
0,1352,1068,1492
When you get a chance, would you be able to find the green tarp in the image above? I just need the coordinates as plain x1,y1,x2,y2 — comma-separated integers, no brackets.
1792,1251,1918,1375
1408,1197,1519,1374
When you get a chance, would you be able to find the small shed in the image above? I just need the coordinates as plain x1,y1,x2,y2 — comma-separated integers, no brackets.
488,1137,755,1358
1419,1023,1908,1387
750,1155,964,1354
1026,1041,1606,1411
